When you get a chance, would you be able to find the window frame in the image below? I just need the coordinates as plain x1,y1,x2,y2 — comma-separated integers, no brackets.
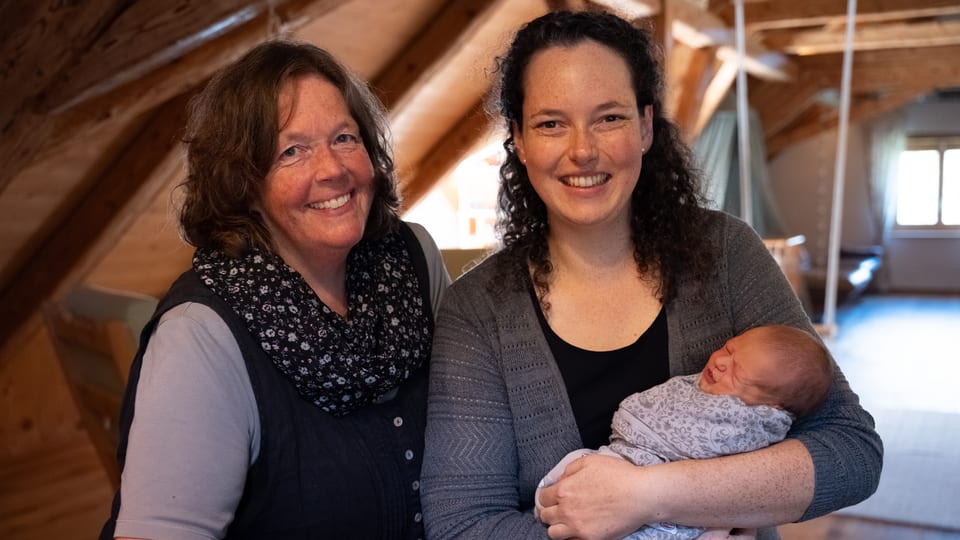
894,135,960,237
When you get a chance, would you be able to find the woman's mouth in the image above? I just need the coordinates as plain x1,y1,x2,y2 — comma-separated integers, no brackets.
560,173,609,187
308,192,352,210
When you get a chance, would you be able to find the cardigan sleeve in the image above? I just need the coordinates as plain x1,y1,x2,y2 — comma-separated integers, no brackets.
421,281,550,539
720,216,883,521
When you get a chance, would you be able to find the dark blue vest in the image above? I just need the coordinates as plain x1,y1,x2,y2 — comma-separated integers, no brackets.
101,226,433,539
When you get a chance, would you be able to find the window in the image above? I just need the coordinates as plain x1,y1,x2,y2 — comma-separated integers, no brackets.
896,137,960,228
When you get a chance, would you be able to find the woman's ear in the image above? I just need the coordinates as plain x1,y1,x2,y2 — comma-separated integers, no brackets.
641,104,653,152
512,120,526,165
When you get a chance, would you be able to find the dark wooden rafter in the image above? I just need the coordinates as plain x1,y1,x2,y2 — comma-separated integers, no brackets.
0,0,130,194
0,91,195,351
0,0,350,194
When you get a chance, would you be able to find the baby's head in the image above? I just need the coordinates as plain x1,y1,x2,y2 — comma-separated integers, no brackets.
699,325,832,419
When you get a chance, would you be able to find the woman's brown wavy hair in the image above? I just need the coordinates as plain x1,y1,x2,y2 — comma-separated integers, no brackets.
178,40,400,257
490,10,714,303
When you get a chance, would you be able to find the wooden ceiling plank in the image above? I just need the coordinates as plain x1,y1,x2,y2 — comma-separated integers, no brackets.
0,92,193,351
0,0,348,195
771,19,960,55
752,76,825,139
765,85,933,158
718,0,960,32
791,45,960,94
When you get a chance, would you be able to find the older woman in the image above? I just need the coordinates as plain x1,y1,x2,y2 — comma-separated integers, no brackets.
100,41,449,539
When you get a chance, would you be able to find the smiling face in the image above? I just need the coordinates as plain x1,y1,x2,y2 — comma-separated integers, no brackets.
512,40,652,232
698,327,785,407
256,75,375,270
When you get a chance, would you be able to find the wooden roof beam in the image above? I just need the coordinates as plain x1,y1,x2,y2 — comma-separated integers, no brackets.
751,77,826,139
0,0,346,195
669,0,793,82
691,58,737,139
399,101,492,212
664,42,712,138
765,85,934,158
767,19,960,56
716,0,960,32
0,92,193,352
372,0,497,112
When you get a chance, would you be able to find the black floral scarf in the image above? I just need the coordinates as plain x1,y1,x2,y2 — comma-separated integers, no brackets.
193,230,431,416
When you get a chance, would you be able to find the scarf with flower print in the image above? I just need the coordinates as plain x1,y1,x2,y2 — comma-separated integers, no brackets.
192,230,431,416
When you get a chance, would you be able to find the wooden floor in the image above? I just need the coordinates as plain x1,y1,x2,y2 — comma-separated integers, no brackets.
1,293,958,539
778,293,960,540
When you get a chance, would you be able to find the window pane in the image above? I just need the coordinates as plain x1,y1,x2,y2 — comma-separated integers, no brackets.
896,150,940,226
942,149,960,225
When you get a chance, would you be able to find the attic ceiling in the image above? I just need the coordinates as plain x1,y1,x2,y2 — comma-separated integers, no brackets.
2,0,960,361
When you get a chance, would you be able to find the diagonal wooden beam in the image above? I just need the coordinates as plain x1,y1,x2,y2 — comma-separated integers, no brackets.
665,42,712,138
751,76,829,139
691,58,738,140
43,1,272,114
372,0,497,111
765,85,933,158
0,0,348,195
399,101,492,212
0,92,193,351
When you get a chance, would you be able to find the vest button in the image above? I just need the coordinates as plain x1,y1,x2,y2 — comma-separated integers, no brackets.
404,449,414,461
412,480,420,491
414,512,423,523
393,416,404,427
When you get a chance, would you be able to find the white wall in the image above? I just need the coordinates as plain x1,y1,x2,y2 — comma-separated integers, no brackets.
767,97,960,293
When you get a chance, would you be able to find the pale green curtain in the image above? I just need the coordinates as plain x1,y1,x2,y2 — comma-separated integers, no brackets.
693,109,785,238
865,109,906,245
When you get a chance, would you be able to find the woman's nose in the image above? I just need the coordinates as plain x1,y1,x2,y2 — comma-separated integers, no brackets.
310,145,346,179
569,128,598,163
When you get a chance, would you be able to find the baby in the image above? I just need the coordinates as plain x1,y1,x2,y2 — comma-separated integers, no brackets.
536,325,833,540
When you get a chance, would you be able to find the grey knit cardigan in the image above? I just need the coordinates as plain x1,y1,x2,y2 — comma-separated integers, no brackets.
421,210,882,540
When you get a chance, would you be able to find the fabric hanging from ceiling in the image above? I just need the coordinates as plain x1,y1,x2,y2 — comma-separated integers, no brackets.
693,109,786,239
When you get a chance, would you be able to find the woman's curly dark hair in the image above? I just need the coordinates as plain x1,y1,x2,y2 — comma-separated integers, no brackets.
491,10,713,303
178,40,400,257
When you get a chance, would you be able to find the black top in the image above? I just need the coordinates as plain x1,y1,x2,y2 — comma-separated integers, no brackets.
530,284,670,449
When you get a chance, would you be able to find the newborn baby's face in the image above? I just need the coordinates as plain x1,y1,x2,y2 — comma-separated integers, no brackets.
699,332,778,407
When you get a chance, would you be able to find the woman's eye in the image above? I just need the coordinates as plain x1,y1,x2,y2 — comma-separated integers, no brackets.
280,146,298,158
335,133,360,144
603,114,624,123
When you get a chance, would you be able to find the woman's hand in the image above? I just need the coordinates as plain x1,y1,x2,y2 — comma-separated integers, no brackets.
537,454,651,540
